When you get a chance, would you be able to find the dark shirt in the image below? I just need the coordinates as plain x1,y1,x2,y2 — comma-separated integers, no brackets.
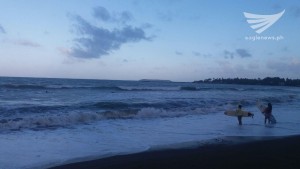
264,107,272,115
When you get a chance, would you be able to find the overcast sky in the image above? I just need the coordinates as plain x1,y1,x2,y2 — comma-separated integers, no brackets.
0,0,299,81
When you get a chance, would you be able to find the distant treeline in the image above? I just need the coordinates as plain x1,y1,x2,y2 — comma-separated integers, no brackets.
194,77,300,87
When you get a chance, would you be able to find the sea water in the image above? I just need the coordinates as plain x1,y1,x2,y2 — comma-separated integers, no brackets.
0,77,299,169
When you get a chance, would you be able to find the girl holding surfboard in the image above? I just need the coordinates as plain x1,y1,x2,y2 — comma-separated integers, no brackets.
257,101,276,124
263,103,273,124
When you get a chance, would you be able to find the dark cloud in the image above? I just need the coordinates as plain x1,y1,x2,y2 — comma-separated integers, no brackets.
93,6,133,23
93,6,110,21
236,49,252,58
120,11,133,23
193,52,201,57
272,4,282,11
69,15,150,59
295,8,300,18
223,49,251,59
223,50,234,59
175,51,183,55
0,24,6,34
291,6,300,18
141,23,153,29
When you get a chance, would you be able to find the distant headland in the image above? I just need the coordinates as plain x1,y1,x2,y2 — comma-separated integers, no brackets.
194,77,300,87
139,79,172,82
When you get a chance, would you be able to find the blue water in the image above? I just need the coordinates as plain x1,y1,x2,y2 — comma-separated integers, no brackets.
0,77,300,168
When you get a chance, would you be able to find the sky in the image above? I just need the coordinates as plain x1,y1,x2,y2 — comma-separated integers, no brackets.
0,0,299,82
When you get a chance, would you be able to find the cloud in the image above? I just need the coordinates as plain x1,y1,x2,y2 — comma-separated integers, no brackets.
236,49,252,58
93,6,133,23
193,51,211,57
214,60,261,78
267,58,300,73
157,11,174,22
0,24,6,34
291,6,300,18
223,50,234,59
58,47,71,56
175,51,183,55
193,52,201,57
14,39,41,47
216,60,231,68
282,46,288,52
223,49,252,59
248,62,260,69
68,15,150,59
295,8,300,18
140,23,153,29
93,6,110,21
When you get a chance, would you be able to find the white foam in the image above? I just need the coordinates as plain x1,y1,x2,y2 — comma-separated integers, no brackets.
136,108,187,118
0,112,104,131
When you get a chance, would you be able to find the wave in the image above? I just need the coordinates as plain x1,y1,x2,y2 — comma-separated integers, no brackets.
1,83,291,93
1,93,296,117
0,99,224,131
0,107,218,131
0,100,189,117
0,84,127,91
179,86,248,91
0,84,178,91
0,105,71,116
0,92,297,131
180,86,198,91
0,84,48,89
260,95,297,104
0,111,103,131
0,83,253,92
90,101,177,110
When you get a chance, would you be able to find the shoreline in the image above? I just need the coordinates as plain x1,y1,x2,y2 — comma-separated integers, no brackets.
48,135,300,169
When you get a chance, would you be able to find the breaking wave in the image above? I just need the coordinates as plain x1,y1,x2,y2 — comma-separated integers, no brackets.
0,107,215,131
0,92,297,131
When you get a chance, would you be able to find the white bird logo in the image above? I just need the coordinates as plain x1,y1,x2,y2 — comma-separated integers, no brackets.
244,10,285,34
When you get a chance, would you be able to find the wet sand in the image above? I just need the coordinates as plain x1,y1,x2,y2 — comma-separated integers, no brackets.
49,135,300,169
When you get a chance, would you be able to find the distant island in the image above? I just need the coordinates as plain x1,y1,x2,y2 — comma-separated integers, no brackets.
194,77,300,87
139,79,172,82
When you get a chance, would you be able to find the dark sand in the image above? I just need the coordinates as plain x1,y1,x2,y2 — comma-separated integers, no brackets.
50,136,300,169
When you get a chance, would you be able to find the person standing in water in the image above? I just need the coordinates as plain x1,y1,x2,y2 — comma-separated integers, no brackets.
236,105,243,125
236,104,254,125
263,103,272,124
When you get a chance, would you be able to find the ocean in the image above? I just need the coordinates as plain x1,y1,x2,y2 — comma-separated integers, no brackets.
0,77,300,169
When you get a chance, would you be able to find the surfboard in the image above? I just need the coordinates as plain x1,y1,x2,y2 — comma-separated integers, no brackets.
224,110,253,117
256,101,276,124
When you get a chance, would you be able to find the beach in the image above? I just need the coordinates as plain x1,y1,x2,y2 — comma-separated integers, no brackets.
50,135,300,169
